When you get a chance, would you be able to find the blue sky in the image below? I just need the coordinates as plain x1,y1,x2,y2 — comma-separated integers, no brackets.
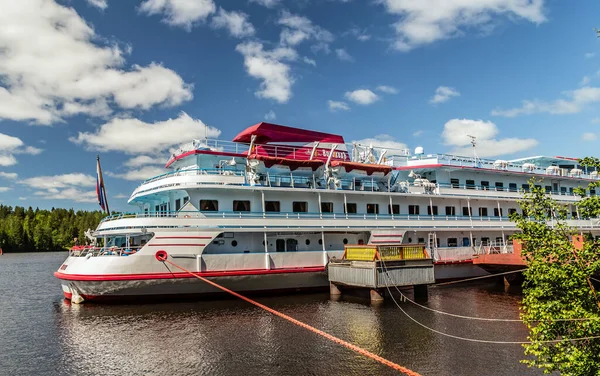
1,0,600,211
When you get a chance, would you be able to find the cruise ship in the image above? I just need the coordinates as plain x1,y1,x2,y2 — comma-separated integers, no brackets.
55,122,600,302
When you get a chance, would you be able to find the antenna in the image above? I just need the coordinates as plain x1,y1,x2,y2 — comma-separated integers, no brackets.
466,134,480,166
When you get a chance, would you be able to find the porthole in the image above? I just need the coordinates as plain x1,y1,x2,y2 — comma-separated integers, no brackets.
408,238,413,243
262,241,265,245
343,238,348,245
232,240,238,247
318,239,323,245
305,239,310,245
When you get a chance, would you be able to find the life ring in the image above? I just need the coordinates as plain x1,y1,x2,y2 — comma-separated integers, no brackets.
155,250,168,261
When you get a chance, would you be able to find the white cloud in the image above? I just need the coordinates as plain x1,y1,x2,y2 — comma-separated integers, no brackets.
442,118,538,157
413,130,423,137
123,155,162,168
139,0,216,30
585,52,596,59
328,100,350,112
591,118,600,124
18,197,26,200
381,0,546,51
249,0,280,7
114,193,128,199
264,110,276,121
0,172,18,179
278,11,334,51
344,89,379,105
86,0,108,10
582,132,597,141
353,134,408,152
0,1,193,125
0,187,12,193
492,86,600,117
580,76,591,86
376,85,398,94
211,8,255,38
344,27,371,41
0,133,44,166
335,49,354,62
303,57,316,66
236,41,296,103
108,166,167,181
22,173,98,203
430,86,460,104
70,112,221,154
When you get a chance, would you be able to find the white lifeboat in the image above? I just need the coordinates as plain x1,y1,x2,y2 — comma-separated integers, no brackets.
493,160,508,169
546,166,560,175
569,168,583,177
522,163,536,172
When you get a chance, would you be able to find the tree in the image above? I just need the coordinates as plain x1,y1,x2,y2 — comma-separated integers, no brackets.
512,175,600,375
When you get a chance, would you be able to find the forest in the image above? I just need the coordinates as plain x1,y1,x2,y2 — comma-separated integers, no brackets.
0,205,107,252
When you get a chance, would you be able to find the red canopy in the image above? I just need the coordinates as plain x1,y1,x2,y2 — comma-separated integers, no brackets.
233,122,345,144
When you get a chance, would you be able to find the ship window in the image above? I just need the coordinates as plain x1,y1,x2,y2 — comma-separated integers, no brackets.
495,182,503,190
366,203,379,214
447,238,458,247
408,205,419,215
481,237,490,245
305,239,310,245
276,239,285,252
200,200,218,212
572,211,578,219
388,204,400,215
233,200,251,212
321,202,333,213
462,207,471,216
286,238,298,252
479,207,488,217
495,237,503,244
343,238,348,244
231,240,238,247
561,187,567,194
494,208,503,217
463,237,470,247
450,178,459,188
569,187,574,194
293,201,308,213
265,201,280,212
466,180,475,189
522,184,530,192
445,206,455,216
318,239,323,245
535,184,542,190
427,205,438,215
509,183,517,192
345,203,357,214
175,199,181,211
591,189,596,196
508,208,517,215
418,237,425,243
184,196,189,204
481,181,489,190
545,186,552,193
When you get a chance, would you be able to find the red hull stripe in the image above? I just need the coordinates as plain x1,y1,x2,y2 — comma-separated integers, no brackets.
147,243,206,247
370,240,402,243
372,234,403,237
54,266,325,282
155,236,213,239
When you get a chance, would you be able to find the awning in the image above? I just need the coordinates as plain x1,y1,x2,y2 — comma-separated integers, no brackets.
233,122,345,144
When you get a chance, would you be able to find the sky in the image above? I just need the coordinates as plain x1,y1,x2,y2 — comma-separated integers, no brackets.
1,0,600,212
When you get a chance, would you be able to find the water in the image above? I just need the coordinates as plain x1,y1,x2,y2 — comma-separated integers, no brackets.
0,252,542,376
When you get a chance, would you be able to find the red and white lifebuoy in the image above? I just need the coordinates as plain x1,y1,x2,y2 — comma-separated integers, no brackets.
155,250,168,261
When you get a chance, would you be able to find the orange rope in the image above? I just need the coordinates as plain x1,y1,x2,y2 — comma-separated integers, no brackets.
162,257,421,376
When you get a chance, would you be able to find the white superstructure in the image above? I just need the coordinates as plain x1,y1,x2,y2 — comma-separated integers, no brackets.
55,122,600,302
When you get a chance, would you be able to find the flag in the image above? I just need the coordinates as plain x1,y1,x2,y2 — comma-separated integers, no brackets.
96,157,108,213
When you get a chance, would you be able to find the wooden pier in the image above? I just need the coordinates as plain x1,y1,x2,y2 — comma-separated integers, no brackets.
328,244,435,303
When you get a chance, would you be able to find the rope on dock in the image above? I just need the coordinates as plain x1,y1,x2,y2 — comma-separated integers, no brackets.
379,260,600,344
157,252,422,376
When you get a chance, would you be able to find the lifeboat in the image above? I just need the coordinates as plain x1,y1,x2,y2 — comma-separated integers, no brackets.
329,160,392,179
247,154,324,176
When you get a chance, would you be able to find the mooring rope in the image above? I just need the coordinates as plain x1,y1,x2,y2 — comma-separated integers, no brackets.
379,260,600,344
157,253,421,376
432,269,528,287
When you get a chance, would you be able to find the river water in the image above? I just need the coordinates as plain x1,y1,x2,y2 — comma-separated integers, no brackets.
0,252,542,376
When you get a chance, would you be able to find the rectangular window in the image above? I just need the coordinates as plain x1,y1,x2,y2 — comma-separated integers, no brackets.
479,207,488,216
293,201,308,213
561,187,567,194
409,205,420,215
155,205,159,212
345,203,357,214
462,237,470,247
450,178,459,188
388,204,400,215
535,184,542,190
591,189,596,196
481,237,490,246
462,207,472,216
447,238,458,247
495,182,504,190
200,200,218,212
481,181,489,190
366,203,379,214
522,183,530,192
496,237,503,244
572,211,578,219
569,187,574,195
545,185,552,193
445,206,455,216
183,196,189,204
427,205,438,215
493,208,503,217
508,208,517,215
265,201,280,212
233,200,251,212
418,237,425,244
466,179,475,189
509,183,517,192
175,199,181,211
321,202,333,213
